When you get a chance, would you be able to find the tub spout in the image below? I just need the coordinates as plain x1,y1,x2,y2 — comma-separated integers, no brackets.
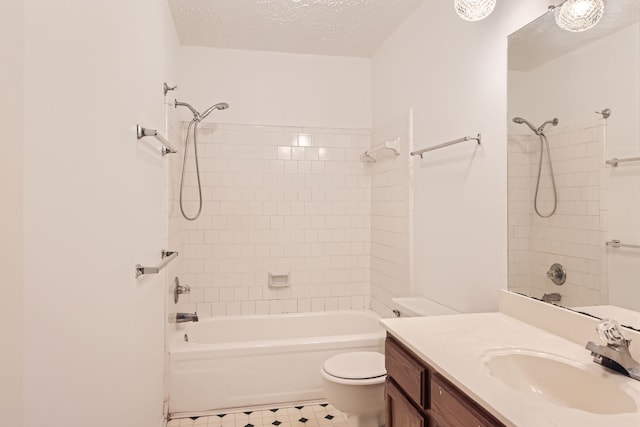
176,312,199,323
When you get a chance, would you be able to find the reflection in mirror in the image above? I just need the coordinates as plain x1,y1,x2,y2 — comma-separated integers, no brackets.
507,1,640,326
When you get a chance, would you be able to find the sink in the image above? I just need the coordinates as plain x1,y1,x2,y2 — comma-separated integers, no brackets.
485,349,637,415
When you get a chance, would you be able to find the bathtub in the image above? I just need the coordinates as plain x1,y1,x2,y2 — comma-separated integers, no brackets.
168,310,385,416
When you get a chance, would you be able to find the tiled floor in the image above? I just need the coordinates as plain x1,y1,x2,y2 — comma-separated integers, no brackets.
167,402,349,427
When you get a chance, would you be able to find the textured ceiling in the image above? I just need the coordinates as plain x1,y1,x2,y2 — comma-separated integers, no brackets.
167,0,424,57
509,0,640,71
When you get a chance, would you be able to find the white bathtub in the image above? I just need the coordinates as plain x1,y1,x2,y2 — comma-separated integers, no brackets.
168,310,385,416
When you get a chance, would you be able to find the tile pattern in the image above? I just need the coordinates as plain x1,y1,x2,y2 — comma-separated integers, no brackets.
369,112,413,318
167,403,349,427
508,123,607,307
170,123,372,318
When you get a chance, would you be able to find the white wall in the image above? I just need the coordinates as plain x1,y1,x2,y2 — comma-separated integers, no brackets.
178,47,371,129
0,0,23,425
22,1,179,426
371,1,544,313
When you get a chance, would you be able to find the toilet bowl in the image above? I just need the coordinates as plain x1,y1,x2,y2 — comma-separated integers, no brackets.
320,351,386,427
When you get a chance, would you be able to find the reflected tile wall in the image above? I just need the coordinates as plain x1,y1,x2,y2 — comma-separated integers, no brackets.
508,122,608,307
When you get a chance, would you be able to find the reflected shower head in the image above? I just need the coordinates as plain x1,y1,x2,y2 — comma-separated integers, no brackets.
512,116,539,134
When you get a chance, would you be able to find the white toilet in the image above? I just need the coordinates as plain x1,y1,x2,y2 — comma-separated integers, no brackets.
320,351,386,427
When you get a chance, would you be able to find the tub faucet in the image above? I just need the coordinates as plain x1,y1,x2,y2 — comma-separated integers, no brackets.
542,292,561,303
586,319,640,381
175,312,199,323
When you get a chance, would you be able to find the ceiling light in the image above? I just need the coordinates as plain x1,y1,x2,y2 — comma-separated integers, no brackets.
454,0,497,22
554,0,604,32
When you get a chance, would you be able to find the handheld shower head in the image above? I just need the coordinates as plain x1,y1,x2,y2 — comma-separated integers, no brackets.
199,102,229,121
512,117,539,134
174,100,229,122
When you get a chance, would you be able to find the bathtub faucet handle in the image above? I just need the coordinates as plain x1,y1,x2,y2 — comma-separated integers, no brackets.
173,277,191,303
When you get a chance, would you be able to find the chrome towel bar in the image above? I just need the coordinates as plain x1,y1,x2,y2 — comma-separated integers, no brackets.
606,240,640,250
136,125,177,156
606,156,640,167
135,250,178,278
410,134,481,159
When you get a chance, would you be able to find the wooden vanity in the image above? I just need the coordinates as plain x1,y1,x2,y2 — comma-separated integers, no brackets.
380,293,640,427
385,334,505,427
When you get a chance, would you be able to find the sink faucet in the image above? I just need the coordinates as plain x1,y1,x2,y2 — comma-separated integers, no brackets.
175,312,199,323
586,319,640,381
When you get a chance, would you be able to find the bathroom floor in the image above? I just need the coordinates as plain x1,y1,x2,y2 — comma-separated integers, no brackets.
167,402,350,427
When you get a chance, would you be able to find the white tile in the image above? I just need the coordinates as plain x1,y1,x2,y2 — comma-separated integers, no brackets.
254,300,270,314
226,302,242,316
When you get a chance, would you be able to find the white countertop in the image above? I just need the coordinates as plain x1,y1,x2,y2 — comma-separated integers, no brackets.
381,312,640,427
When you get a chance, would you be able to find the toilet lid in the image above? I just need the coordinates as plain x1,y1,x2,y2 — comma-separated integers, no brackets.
323,352,386,380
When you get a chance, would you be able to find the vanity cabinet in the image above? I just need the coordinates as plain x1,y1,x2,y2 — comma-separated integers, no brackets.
385,335,504,427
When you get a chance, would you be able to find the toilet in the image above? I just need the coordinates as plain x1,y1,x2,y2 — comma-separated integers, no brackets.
320,351,386,427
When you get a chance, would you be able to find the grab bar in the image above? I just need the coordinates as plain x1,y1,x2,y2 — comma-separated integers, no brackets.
136,125,177,156
606,240,640,250
410,134,481,159
135,250,178,278
606,156,640,167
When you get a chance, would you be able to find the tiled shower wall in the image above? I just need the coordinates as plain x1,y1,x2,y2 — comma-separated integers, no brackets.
170,123,371,317
508,122,607,307
369,113,413,318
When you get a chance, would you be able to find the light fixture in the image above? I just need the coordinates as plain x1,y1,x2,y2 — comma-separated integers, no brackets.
454,0,497,22
554,0,604,32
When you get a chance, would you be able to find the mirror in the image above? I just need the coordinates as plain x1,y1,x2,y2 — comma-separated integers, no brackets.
507,1,640,327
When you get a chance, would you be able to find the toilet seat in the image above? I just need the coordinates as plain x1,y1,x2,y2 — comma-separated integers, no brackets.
322,352,386,381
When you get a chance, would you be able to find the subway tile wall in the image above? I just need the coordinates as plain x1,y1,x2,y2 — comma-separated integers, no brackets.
508,122,607,307
170,123,371,317
369,113,413,318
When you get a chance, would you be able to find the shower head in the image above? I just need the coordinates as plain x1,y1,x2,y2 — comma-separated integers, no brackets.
199,102,229,121
512,116,539,134
174,100,229,121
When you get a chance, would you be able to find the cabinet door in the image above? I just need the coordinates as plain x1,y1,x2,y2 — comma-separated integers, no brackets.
430,374,503,427
386,336,428,409
386,380,426,427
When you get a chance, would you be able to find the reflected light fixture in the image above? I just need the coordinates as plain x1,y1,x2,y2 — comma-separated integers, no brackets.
554,0,605,32
454,0,497,22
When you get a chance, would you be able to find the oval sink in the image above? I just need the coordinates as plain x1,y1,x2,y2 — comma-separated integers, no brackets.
485,349,637,415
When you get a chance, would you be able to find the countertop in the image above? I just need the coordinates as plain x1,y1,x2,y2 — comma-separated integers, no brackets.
381,312,640,427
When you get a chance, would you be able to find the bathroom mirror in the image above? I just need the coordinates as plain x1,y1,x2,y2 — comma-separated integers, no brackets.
507,1,640,327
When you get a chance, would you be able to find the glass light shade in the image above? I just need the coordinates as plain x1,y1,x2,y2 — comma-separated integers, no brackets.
555,0,604,32
454,0,497,22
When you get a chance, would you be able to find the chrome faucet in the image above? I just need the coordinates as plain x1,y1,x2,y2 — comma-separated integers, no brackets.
586,319,640,381
175,312,199,323
542,292,561,303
